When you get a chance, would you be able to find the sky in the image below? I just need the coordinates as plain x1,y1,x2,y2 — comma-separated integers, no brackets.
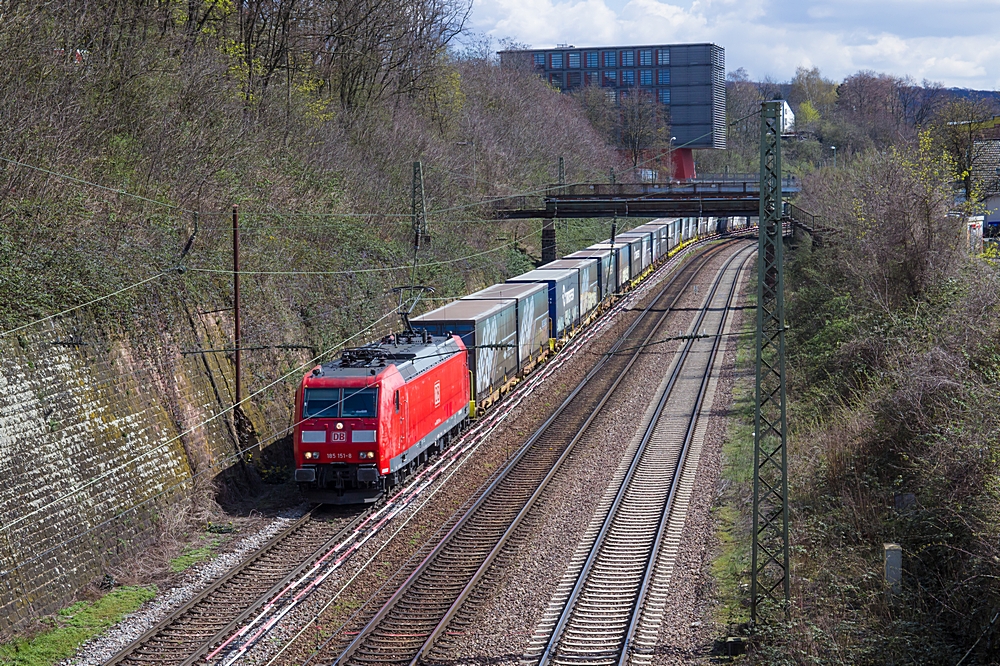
466,0,1000,90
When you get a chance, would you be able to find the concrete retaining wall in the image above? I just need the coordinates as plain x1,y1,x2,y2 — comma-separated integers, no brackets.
0,301,276,634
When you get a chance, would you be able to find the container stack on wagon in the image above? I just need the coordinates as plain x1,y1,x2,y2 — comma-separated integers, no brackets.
410,299,518,414
293,215,753,503
463,282,550,377
506,268,581,341
564,249,616,301
539,258,601,320
585,241,632,291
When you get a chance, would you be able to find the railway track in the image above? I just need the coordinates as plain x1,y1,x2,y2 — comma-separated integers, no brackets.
105,507,368,666
321,241,742,666
527,244,754,666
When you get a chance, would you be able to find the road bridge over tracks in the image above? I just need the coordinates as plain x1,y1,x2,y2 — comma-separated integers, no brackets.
494,176,801,220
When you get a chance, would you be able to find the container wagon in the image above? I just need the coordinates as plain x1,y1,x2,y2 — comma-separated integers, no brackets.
506,268,580,342
540,258,601,319
411,299,518,413
463,282,550,376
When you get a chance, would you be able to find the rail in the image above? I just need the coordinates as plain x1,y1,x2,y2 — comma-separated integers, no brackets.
327,243,738,666
105,507,369,666
533,246,752,665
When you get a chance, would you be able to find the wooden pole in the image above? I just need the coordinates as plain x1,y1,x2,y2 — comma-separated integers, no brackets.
233,205,242,407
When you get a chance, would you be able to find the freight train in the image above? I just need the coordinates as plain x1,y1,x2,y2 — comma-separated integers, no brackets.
293,216,749,503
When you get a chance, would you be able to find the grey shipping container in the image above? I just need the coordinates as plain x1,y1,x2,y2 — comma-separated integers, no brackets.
411,299,517,404
649,220,679,259
588,241,631,289
619,230,654,270
565,249,614,301
506,268,580,339
614,233,649,275
540,258,600,316
631,222,670,261
463,282,549,372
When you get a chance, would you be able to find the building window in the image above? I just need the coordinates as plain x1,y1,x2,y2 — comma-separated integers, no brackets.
533,53,545,69
585,71,600,86
621,70,635,86
639,49,652,66
567,71,582,88
586,51,598,68
658,88,671,104
603,51,616,67
657,49,669,65
603,70,617,86
550,73,563,87
551,53,563,69
621,50,635,67
606,90,617,104
640,69,652,86
619,89,629,100
568,52,580,68
658,69,670,85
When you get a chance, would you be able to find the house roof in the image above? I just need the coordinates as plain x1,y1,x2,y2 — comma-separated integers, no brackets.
973,140,1000,197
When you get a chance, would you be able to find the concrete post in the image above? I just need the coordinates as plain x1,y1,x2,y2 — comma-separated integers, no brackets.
884,543,902,594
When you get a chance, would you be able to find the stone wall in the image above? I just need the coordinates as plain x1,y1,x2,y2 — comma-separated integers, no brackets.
0,299,278,634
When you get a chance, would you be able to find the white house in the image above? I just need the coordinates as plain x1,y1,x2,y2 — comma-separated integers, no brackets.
780,100,795,134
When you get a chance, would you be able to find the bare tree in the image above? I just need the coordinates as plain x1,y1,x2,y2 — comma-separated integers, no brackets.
799,136,964,310
618,87,667,170
305,0,471,111
932,96,1000,200
726,68,765,165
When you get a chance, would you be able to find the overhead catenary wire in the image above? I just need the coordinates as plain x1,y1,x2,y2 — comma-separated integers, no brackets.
0,308,399,538
184,222,541,276
1,380,385,578
0,270,175,338
0,155,203,215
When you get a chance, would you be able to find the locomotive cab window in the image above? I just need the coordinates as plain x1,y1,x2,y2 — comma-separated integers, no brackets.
303,388,340,418
342,388,378,418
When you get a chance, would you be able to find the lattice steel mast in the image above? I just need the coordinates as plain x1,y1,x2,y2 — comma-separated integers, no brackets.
751,100,790,622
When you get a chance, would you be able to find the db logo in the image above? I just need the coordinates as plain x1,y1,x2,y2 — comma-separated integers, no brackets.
434,381,441,407
331,432,346,442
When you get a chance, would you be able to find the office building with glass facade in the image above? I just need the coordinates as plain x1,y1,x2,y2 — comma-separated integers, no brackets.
499,43,725,151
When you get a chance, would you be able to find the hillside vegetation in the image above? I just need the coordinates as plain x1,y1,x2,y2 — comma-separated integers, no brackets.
0,0,624,350
713,131,1000,661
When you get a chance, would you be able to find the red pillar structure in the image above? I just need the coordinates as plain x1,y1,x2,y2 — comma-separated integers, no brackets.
671,148,696,181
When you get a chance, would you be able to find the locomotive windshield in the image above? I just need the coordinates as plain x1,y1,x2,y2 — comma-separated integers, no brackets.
303,388,341,418
342,388,378,418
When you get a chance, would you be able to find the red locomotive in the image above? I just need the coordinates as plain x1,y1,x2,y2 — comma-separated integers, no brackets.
293,330,470,504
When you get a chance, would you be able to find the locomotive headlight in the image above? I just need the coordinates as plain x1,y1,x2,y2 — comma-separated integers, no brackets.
366,451,376,460
336,422,344,430
304,451,312,459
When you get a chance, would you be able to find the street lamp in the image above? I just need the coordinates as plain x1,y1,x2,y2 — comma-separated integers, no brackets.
668,136,677,182
830,145,837,168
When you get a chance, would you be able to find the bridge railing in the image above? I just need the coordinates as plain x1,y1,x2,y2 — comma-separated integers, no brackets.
540,177,799,199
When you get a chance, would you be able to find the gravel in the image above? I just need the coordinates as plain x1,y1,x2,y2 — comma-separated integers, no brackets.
648,253,752,665
424,243,745,665
61,505,307,666
61,241,726,666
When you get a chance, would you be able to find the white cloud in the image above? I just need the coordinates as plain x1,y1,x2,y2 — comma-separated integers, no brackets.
470,0,1000,90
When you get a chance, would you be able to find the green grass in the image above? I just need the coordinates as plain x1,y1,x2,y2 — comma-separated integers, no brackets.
709,288,757,628
711,413,755,625
0,586,156,666
168,545,214,572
